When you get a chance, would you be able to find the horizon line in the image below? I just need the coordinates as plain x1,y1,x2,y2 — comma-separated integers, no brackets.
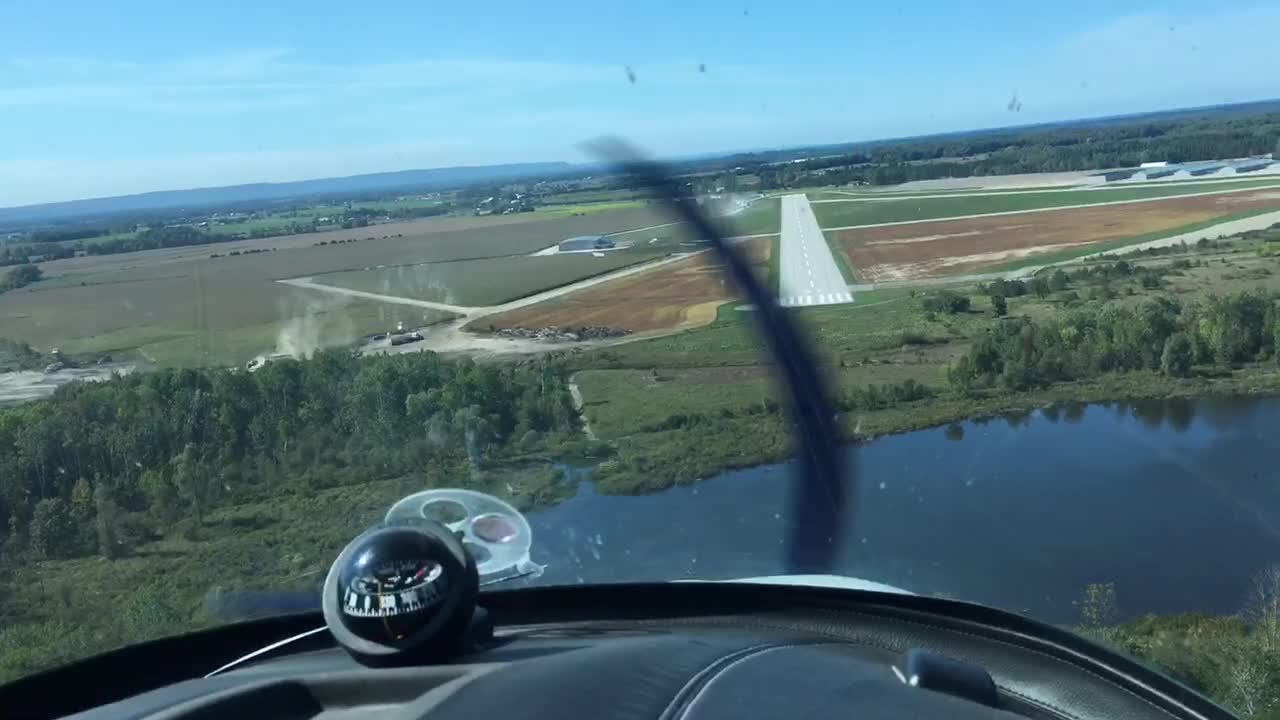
5,97,1278,213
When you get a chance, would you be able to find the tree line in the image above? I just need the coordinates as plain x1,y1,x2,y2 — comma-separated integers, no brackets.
0,226,236,265
82,226,238,255
0,243,74,267
750,110,1280,189
0,349,580,560
947,289,1280,393
2,203,455,264
28,227,111,244
343,204,450,223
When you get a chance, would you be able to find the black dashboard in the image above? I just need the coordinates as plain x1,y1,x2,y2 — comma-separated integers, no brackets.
7,583,1236,720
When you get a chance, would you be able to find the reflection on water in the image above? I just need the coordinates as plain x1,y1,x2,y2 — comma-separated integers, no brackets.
526,396,1280,625
1129,397,1197,431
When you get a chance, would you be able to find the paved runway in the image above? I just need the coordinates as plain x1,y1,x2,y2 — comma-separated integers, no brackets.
778,194,853,307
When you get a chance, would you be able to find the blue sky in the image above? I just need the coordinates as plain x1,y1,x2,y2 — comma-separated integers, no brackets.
0,0,1276,206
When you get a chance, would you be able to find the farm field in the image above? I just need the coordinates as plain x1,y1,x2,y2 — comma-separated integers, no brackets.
606,222,708,247
592,196,781,248
0,266,456,367
36,207,679,281
2,205,685,366
810,179,1280,228
830,189,1280,281
310,249,669,307
573,359,952,440
531,200,647,217
718,196,781,237
580,286,955,368
806,185,1082,201
474,237,775,334
538,188,651,205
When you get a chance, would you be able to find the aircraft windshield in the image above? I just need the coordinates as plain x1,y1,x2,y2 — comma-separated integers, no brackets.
3,3,1280,715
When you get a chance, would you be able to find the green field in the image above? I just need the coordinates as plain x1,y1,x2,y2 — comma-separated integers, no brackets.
606,222,704,246
210,217,300,235
727,197,782,235
537,188,651,205
212,199,446,232
311,250,668,307
0,273,456,367
806,185,1080,200
351,198,444,212
811,179,1280,228
79,230,140,246
531,200,647,217
599,197,781,249
586,287,948,368
806,177,1280,201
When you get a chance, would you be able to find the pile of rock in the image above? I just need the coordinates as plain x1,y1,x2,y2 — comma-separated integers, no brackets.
495,325,631,343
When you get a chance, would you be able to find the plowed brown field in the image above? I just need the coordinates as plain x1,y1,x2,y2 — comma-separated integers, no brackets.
830,190,1280,281
474,238,774,334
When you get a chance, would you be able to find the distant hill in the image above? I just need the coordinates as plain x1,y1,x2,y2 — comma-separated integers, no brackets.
7,98,1278,230
668,99,1280,174
0,162,576,227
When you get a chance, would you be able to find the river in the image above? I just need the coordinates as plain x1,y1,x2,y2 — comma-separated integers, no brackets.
524,396,1280,625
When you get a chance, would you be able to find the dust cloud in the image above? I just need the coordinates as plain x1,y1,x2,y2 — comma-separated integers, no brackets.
274,297,358,360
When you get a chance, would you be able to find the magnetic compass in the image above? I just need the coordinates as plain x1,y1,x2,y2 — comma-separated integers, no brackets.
322,522,477,665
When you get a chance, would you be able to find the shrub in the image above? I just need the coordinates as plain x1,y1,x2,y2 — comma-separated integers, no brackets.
921,291,970,314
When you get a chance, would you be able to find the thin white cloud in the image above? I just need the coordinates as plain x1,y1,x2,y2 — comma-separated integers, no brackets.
0,48,797,117
7,48,291,81
0,83,315,114
0,49,622,113
6,56,143,74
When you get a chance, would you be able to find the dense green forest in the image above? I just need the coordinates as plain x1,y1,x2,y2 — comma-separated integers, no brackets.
947,283,1280,393
0,350,580,560
0,349,590,681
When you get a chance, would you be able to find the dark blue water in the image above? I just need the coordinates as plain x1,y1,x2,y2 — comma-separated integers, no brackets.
525,397,1280,625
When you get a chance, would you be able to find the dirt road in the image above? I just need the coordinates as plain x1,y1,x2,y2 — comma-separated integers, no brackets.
285,251,712,359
